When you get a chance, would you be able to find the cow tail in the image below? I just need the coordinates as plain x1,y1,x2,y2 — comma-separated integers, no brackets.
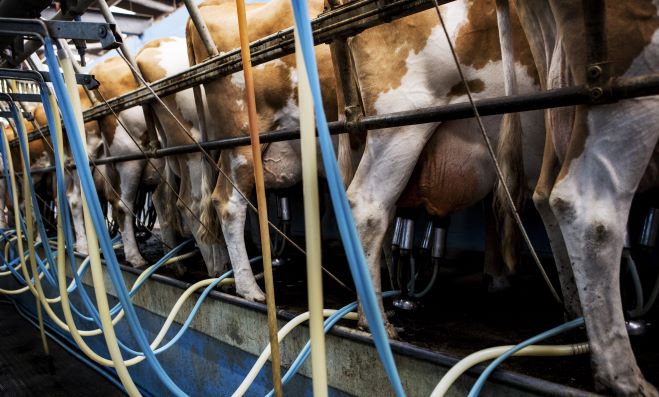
186,21,221,244
198,155,220,243
493,0,525,274
337,133,355,187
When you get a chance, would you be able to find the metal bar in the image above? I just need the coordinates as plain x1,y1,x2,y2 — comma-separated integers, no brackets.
0,93,41,102
0,111,32,120
96,0,141,82
97,0,160,151
40,7,154,36
79,0,441,120
38,70,99,89
0,18,122,50
17,74,659,175
183,0,219,57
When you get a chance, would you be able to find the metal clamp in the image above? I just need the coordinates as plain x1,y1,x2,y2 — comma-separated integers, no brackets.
0,68,99,90
0,18,121,65
0,110,33,120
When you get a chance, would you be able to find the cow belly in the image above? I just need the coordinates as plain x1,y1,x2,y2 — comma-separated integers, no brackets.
397,121,494,216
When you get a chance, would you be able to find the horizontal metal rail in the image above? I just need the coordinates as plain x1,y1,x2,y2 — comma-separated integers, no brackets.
16,73,659,175
16,0,444,146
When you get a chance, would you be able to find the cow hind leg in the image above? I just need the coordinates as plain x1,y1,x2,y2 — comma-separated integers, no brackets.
551,181,657,396
116,160,148,268
213,154,265,302
484,198,512,293
68,176,89,255
549,104,659,396
347,125,436,338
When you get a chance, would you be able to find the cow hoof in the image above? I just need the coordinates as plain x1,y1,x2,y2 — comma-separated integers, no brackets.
169,263,186,278
128,256,148,268
358,314,399,339
75,245,89,256
486,275,512,293
641,380,659,397
237,285,266,302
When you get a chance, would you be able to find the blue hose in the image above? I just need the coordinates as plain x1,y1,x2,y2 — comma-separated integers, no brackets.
289,3,405,396
43,38,188,396
467,317,585,397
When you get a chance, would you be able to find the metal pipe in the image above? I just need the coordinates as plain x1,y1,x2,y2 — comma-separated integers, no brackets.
182,0,219,58
13,75,659,173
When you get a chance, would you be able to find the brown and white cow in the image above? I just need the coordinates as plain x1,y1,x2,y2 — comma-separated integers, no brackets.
342,0,544,336
187,0,340,301
500,1,659,395
0,112,54,231
86,57,169,267
136,37,230,277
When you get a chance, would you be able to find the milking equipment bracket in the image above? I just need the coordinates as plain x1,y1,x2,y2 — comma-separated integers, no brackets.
0,68,100,91
0,18,122,66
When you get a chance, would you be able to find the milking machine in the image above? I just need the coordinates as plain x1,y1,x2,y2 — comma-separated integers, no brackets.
391,213,446,311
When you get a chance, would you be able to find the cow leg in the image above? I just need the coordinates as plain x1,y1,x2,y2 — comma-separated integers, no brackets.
116,160,148,267
151,159,180,249
213,150,265,302
483,197,511,292
532,119,582,318
550,103,659,396
347,125,436,338
67,174,88,255
0,179,7,229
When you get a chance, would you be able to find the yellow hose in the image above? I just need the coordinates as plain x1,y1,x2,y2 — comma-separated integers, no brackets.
430,342,590,397
294,26,328,397
232,309,357,397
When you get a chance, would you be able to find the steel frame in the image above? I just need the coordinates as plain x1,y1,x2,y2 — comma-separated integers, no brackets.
1,0,653,179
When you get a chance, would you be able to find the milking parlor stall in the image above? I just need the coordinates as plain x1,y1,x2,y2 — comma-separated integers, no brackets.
2,0,659,395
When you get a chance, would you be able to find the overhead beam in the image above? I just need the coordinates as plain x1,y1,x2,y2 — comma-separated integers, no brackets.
122,0,175,13
41,6,153,36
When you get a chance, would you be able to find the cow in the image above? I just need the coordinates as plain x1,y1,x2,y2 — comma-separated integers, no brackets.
340,0,545,336
136,36,230,277
0,112,54,232
186,0,342,301
86,57,172,268
499,0,659,395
